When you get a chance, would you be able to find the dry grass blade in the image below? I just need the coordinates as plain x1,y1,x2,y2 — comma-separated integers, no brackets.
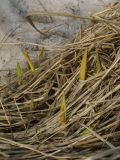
81,124,115,149
26,11,91,20
80,24,84,40
0,99,10,126
96,49,102,73
26,16,47,36
0,136,60,159
60,93,67,125
14,98,26,129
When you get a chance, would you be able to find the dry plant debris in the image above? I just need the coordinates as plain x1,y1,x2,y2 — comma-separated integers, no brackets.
0,2,120,160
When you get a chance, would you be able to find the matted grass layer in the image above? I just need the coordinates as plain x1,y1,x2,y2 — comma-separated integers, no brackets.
0,2,120,160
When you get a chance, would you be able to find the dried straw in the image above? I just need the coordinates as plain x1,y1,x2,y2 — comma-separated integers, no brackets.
0,2,120,160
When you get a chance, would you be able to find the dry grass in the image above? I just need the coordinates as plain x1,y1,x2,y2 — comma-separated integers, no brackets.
0,2,120,160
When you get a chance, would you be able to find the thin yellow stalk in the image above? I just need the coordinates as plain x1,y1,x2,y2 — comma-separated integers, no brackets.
80,49,87,80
